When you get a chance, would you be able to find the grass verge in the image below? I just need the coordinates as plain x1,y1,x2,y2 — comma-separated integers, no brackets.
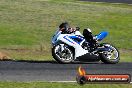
0,82,132,88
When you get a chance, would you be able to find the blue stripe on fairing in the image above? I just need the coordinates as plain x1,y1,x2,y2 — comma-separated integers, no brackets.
70,35,84,40
63,36,75,44
69,35,84,44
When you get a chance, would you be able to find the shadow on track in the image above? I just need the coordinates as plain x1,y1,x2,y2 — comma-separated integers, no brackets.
0,59,102,64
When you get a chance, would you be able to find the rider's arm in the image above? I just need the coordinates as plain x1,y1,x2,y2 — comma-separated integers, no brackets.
72,27,83,35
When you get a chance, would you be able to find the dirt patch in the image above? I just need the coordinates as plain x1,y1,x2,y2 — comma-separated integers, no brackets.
0,51,11,60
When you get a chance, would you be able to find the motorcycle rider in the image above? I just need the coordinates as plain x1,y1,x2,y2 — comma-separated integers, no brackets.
59,22,97,48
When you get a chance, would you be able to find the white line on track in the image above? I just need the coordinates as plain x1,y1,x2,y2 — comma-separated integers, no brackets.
49,81,132,84
49,81,76,83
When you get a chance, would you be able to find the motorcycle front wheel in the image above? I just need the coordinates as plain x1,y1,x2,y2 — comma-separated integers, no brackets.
52,44,74,63
100,43,120,64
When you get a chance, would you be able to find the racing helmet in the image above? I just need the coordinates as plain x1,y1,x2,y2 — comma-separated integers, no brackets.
59,22,70,33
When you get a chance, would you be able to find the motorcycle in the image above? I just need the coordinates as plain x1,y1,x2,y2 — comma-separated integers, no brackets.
51,24,120,64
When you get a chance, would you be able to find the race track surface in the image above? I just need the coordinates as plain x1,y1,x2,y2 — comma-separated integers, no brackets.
80,0,132,4
0,60,132,82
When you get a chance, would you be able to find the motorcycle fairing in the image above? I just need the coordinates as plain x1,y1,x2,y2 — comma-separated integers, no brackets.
52,30,108,60
56,33,88,59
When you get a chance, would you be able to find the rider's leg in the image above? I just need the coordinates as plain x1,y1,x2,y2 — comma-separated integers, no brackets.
83,29,96,46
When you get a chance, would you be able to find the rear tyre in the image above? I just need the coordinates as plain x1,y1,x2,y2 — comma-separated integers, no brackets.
52,44,74,64
100,43,120,64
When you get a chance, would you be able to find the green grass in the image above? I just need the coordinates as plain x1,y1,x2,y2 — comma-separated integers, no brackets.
0,0,131,61
0,82,132,88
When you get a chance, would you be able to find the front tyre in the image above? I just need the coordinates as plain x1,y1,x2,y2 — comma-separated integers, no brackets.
52,44,74,64
100,43,120,64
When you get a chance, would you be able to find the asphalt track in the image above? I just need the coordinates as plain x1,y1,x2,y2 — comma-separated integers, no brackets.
80,0,132,4
0,60,132,82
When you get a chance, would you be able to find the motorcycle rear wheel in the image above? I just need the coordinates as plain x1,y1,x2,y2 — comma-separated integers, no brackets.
100,43,120,64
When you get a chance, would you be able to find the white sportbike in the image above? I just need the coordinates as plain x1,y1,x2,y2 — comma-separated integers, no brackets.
51,26,119,64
